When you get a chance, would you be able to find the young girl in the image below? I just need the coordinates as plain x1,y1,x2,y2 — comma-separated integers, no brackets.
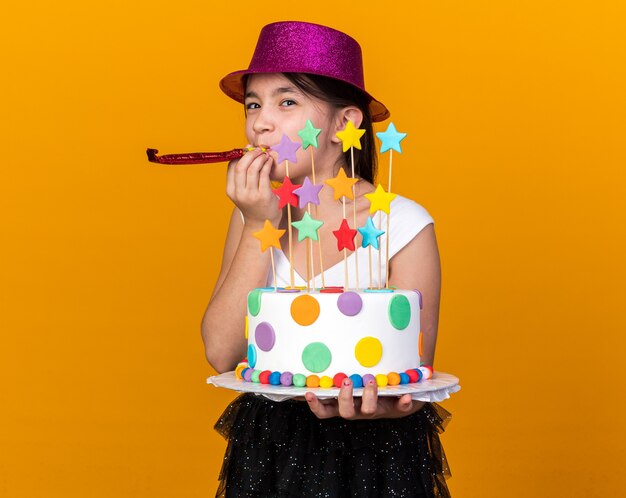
202,21,452,497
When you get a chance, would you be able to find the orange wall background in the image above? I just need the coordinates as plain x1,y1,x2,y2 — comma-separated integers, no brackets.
2,1,625,496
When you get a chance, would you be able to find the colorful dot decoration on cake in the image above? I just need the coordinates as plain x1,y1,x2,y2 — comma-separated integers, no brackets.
247,289,264,316
387,372,401,385
237,364,433,388
242,368,252,381
259,370,271,384
280,372,293,386
247,344,257,368
235,362,247,379
354,336,383,367
349,374,364,388
290,294,320,325
375,374,388,387
301,342,332,373
254,322,276,352
362,373,375,385
320,286,344,293
269,371,281,385
413,289,424,309
319,376,333,388
333,372,347,387
306,375,320,388
388,294,411,330
337,291,363,316
293,373,307,387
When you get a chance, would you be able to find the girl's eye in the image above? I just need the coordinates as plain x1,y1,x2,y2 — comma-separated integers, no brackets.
280,99,297,107
245,102,260,110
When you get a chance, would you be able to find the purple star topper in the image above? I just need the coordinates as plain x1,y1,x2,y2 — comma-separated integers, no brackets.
293,177,323,208
272,134,301,164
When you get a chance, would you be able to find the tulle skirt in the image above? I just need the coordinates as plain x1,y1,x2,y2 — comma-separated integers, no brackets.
214,394,452,497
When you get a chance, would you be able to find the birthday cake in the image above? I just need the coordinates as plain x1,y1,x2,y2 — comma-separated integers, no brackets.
232,120,433,388
237,287,432,388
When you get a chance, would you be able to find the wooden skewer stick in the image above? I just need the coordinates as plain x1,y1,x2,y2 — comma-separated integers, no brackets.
270,248,277,290
368,245,373,289
350,147,359,290
378,211,383,289
344,248,348,289
342,197,348,289
306,238,311,292
285,161,295,288
385,150,393,288
310,148,325,288
307,204,316,291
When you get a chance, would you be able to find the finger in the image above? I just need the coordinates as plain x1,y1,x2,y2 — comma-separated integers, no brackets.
245,151,267,192
395,394,414,414
234,148,263,193
259,153,274,192
305,392,338,419
337,378,356,419
360,380,378,416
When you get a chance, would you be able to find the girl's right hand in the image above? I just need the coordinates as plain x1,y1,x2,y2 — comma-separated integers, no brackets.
226,147,281,229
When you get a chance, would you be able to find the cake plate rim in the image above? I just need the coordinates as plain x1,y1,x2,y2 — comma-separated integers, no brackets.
207,371,460,402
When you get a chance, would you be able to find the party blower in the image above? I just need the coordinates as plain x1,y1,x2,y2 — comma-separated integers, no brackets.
146,147,270,165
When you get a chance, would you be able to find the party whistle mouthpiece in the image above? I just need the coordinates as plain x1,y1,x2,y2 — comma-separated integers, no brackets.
146,147,270,165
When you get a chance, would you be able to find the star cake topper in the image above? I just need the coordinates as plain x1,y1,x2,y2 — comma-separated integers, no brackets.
325,168,358,200
332,219,358,251
298,120,322,150
291,212,324,242
272,134,301,163
293,176,323,208
364,184,397,214
358,217,385,250
376,122,407,153
272,176,301,209
253,220,286,252
336,120,366,152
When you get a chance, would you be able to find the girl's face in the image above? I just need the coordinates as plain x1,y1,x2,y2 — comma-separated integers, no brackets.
244,73,342,181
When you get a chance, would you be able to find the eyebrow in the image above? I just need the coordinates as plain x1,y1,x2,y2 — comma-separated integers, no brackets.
244,86,299,100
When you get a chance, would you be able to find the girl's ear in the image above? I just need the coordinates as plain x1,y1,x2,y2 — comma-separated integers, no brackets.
331,106,364,143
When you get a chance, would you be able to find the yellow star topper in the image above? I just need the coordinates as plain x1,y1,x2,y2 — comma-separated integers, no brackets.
252,220,286,252
336,120,366,152
325,168,358,200
364,184,397,214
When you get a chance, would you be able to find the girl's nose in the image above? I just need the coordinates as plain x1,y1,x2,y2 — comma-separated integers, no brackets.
252,108,275,135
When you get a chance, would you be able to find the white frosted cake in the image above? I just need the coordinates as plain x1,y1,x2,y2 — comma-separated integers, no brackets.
237,287,433,388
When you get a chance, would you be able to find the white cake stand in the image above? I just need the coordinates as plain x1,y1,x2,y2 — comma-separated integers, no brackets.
207,371,460,402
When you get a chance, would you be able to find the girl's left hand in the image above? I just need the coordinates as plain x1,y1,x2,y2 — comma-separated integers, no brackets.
304,378,425,420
